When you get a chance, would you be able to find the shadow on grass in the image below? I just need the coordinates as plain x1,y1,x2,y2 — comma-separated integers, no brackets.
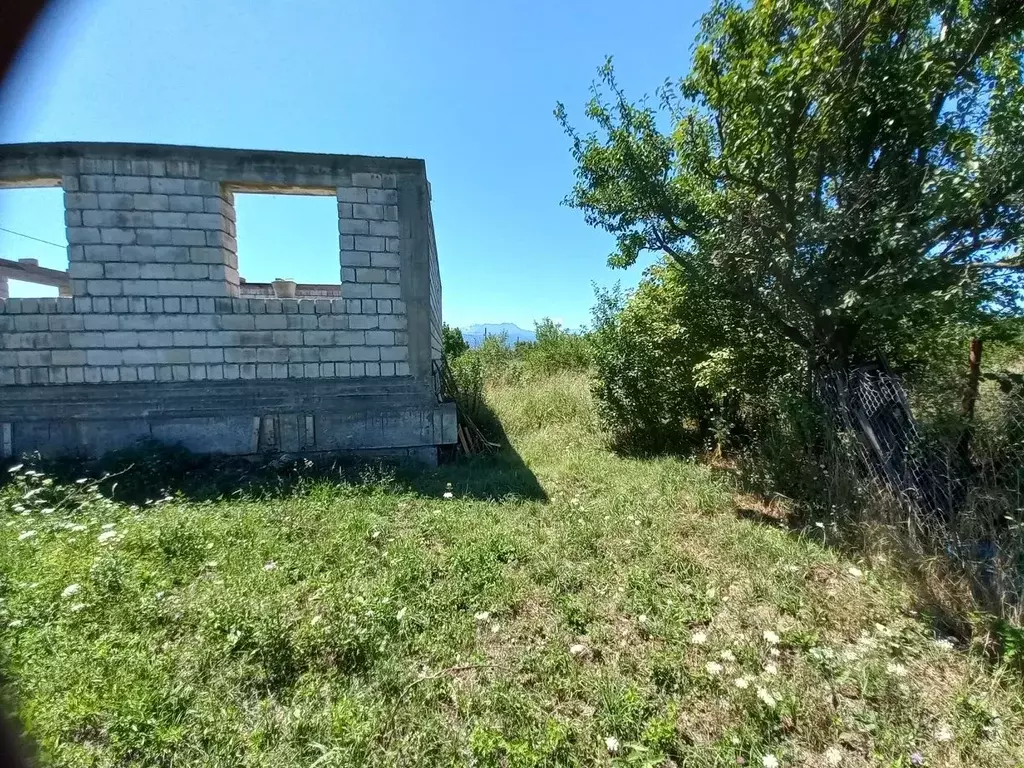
5,401,546,506
716,457,1012,648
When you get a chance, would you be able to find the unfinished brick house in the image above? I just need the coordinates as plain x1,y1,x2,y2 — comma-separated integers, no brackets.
0,142,456,463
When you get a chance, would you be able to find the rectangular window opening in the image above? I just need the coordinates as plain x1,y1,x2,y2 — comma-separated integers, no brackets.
0,184,69,299
232,189,341,300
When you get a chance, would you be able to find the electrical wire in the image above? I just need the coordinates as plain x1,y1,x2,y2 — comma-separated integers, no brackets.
0,225,65,249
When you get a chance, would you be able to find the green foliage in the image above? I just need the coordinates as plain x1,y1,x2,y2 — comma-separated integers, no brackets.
454,322,592,386
442,323,469,360
515,318,592,377
3,376,1024,766
558,0,1024,368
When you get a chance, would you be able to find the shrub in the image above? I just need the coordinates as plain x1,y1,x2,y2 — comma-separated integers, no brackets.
516,318,592,377
442,324,469,360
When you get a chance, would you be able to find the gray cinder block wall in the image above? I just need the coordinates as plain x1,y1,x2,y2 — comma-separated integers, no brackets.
0,142,456,463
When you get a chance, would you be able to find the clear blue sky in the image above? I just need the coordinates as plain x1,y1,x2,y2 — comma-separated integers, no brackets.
0,0,703,329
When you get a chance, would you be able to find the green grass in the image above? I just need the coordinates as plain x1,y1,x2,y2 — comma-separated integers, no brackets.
2,371,1023,767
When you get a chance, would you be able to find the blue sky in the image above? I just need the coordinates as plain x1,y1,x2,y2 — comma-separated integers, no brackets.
0,0,703,329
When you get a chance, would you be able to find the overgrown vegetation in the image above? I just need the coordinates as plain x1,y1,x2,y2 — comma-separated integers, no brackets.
557,0,1024,642
4,373,1024,767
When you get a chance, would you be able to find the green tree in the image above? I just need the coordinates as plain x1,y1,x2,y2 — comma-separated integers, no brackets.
557,0,1024,369
442,323,469,360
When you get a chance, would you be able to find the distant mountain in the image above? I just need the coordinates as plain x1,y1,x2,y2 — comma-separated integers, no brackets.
460,323,536,348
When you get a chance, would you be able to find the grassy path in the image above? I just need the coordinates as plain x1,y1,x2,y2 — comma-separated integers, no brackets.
2,373,1022,766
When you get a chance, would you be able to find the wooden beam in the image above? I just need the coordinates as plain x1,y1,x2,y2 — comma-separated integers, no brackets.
0,257,70,289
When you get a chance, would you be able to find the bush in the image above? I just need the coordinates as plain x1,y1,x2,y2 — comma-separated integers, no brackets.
516,318,592,377
442,324,469,360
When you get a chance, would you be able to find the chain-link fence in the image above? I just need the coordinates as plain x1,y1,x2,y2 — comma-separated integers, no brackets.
813,357,1024,616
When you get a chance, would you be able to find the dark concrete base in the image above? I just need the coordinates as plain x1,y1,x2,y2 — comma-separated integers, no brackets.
0,377,456,464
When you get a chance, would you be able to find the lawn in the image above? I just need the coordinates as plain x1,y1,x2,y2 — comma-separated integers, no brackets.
2,372,1022,767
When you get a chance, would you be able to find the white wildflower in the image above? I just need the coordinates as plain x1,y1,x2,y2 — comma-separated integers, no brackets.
263,561,278,571
637,614,648,624
733,677,750,689
705,661,724,675
7,464,24,473
101,523,116,530
490,623,500,634
61,583,81,598
18,530,36,541
569,643,588,657
690,631,708,645
443,491,453,499
762,755,779,768
824,746,843,766
935,724,954,743
764,662,778,675
474,611,491,622
69,603,86,612
769,647,781,657
720,649,736,662
155,591,165,600
886,662,908,677
97,530,117,544
848,567,863,578
8,619,24,628
396,607,407,621
756,687,776,706
605,736,620,754
311,615,322,625
763,630,780,645
933,638,954,652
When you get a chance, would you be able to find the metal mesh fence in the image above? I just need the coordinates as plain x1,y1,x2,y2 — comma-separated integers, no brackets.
814,359,1024,561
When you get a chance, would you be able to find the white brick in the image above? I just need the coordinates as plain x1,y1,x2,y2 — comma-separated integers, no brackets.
134,193,169,211
370,284,401,299
86,280,123,296
367,188,398,205
150,177,186,194
168,195,205,212
100,228,136,245
186,212,223,229
369,220,400,237
136,229,173,245
67,227,102,244
339,219,368,235
350,346,380,361
337,187,368,203
395,362,410,376
170,229,207,245
86,349,123,366
353,203,383,220
153,211,188,228
64,192,98,209
354,236,385,252
113,176,150,193
379,315,407,330
370,252,400,268
97,193,135,210
103,263,141,279
69,262,104,279
351,172,383,188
